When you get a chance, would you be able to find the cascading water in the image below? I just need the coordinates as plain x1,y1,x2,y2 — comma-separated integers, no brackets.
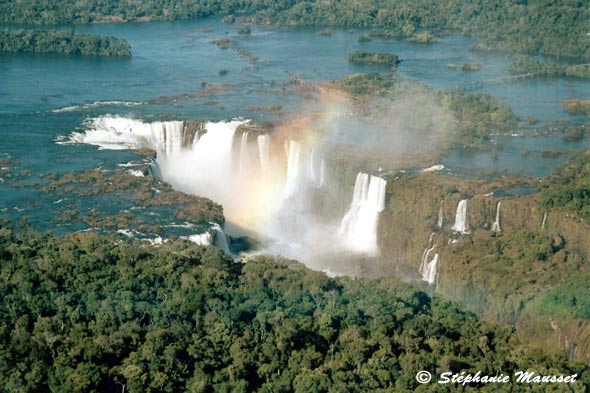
452,199,470,234
491,201,501,233
542,212,547,230
339,172,387,255
67,115,392,274
257,134,269,171
319,159,326,188
239,132,249,174
283,140,302,197
419,233,438,285
307,149,317,183
437,200,444,228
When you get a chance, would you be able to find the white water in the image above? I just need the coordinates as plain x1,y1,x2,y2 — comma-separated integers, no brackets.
212,223,231,254
437,200,444,228
491,201,501,233
452,199,470,234
307,149,317,183
319,159,326,188
183,231,213,246
339,173,387,255
239,132,249,174
542,212,547,230
257,134,270,171
283,140,302,197
419,234,438,285
422,164,445,172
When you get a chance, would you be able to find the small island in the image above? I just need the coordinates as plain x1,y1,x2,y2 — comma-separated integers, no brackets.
0,28,131,56
348,50,400,66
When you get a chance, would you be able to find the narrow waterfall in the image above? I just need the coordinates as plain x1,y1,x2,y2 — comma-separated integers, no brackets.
437,200,444,228
491,201,501,233
283,140,302,196
319,159,326,188
257,134,269,170
307,149,317,183
541,212,547,230
212,223,231,254
339,173,387,255
419,233,438,284
452,199,470,234
239,132,249,174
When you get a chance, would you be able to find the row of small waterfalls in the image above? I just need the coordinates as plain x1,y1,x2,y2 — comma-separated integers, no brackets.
419,198,503,286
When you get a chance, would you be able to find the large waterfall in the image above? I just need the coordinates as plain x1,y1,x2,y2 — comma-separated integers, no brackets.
339,173,387,255
65,115,392,272
452,199,470,234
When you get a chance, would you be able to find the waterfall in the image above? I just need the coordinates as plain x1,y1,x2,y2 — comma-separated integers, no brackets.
184,231,213,246
491,201,501,233
257,134,269,170
452,199,470,234
339,173,387,255
319,159,326,188
437,200,444,228
283,140,301,196
419,233,438,284
541,212,547,230
307,149,317,183
239,132,249,174
212,223,231,254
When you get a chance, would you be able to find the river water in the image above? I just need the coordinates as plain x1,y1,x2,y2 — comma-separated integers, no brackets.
1,18,588,234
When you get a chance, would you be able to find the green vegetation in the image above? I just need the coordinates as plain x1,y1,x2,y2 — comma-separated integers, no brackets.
540,151,590,220
0,28,131,56
443,91,518,148
405,31,440,44
348,51,400,66
509,55,590,79
562,99,590,116
237,25,251,35
2,1,584,58
1,224,588,392
334,72,518,149
334,72,395,96
315,29,332,37
461,62,481,71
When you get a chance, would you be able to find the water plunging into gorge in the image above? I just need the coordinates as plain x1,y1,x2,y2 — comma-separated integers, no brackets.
67,115,389,271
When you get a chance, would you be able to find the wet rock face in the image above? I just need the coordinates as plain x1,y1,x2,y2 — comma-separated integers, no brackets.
375,171,590,362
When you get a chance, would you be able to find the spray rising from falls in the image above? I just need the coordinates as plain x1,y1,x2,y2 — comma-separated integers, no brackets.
66,115,391,272
452,199,470,234
339,173,387,255
491,201,501,233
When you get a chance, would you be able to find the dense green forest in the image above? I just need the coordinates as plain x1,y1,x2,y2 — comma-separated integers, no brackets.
1,225,587,392
0,28,131,56
0,0,587,58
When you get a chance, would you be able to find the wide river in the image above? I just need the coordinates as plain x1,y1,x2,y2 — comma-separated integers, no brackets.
1,18,589,234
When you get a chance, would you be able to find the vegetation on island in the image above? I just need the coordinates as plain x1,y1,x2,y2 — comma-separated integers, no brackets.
334,72,518,149
540,151,590,220
348,51,400,66
0,0,586,58
562,99,590,116
1,224,588,392
461,62,481,71
0,28,131,56
509,55,590,79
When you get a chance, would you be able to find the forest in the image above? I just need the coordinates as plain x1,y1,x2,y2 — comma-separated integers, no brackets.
1,224,588,392
0,28,131,56
0,0,587,58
